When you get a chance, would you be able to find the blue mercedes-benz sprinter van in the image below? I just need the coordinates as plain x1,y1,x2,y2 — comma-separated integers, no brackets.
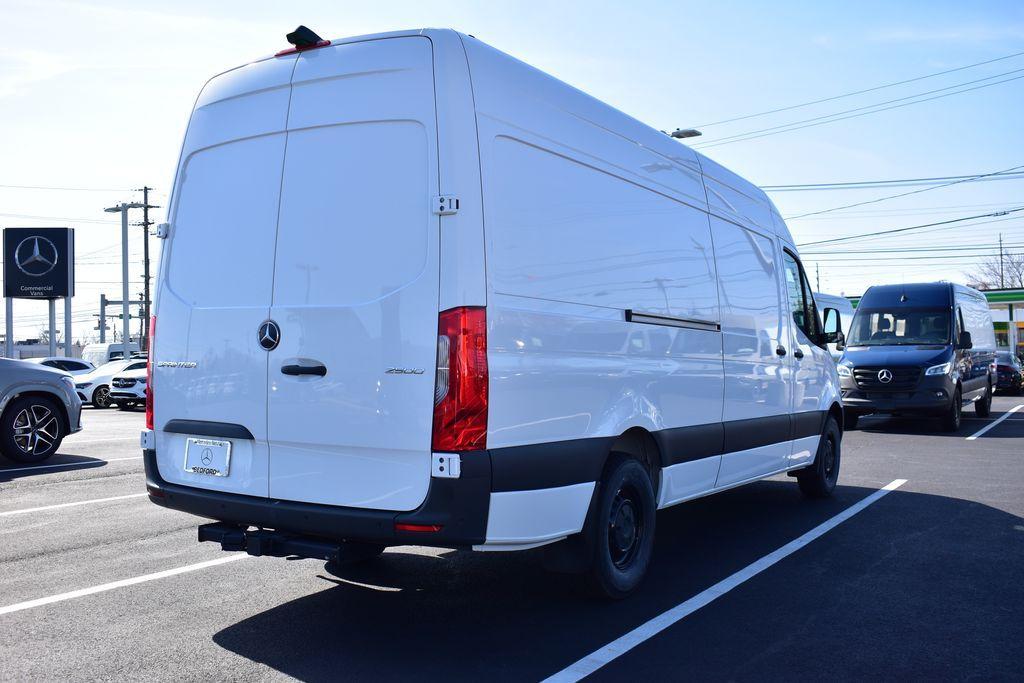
837,282,996,431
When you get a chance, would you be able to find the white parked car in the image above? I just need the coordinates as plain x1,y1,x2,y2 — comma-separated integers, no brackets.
25,356,96,376
143,27,844,598
109,367,148,411
75,358,148,409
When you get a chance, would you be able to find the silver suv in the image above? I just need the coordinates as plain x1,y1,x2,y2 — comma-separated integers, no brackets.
0,358,83,463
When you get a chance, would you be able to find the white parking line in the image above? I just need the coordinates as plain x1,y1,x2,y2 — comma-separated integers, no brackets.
965,404,1024,440
0,555,248,617
0,493,147,517
0,456,142,475
62,436,137,445
543,479,908,683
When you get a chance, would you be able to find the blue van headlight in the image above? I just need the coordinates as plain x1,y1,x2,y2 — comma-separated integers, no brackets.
837,363,852,377
925,361,953,376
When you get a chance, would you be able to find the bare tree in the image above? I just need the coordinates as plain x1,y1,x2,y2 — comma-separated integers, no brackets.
966,251,1024,290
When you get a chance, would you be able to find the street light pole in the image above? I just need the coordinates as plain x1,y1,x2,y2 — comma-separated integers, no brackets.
104,202,144,355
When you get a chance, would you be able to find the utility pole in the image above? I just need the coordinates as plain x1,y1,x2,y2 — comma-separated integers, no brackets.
104,202,145,354
999,233,1005,288
815,263,821,291
135,186,159,352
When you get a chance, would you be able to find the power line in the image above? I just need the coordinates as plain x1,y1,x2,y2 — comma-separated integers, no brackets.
802,242,1024,256
694,49,1024,129
763,172,1024,192
0,212,117,225
786,164,1024,220
0,183,131,192
694,71,1024,149
797,207,1024,247
697,67,1024,147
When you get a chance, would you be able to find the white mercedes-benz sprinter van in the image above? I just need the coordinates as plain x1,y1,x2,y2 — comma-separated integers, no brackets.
142,27,845,597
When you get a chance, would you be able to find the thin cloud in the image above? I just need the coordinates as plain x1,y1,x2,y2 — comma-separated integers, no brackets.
868,24,1024,44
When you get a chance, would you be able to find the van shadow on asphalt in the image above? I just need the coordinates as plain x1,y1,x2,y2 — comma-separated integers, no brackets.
211,481,1024,681
0,454,112,481
855,405,1024,437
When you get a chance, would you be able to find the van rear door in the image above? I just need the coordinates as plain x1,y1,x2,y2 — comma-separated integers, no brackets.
153,56,297,497
266,38,440,511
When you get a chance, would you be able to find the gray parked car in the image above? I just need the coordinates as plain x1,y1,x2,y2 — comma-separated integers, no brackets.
0,358,83,463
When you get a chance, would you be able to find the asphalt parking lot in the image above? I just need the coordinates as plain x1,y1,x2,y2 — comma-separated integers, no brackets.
1,400,1022,681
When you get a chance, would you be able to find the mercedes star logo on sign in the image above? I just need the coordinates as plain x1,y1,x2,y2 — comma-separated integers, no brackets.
14,236,59,276
877,369,893,384
3,227,75,300
258,320,281,351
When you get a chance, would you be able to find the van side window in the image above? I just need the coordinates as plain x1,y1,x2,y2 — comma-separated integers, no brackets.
782,251,818,341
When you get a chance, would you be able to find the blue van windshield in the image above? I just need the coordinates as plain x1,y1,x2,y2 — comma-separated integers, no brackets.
848,308,951,346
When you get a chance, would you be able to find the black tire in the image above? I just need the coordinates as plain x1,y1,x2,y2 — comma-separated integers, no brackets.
92,385,112,409
941,388,962,432
797,416,841,498
585,458,656,599
0,395,65,464
975,382,992,418
845,413,859,430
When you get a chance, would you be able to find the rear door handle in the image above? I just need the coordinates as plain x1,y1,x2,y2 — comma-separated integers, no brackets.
281,364,327,377
793,349,804,359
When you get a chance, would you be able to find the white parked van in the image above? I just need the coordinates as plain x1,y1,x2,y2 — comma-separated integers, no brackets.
142,27,845,597
81,342,141,367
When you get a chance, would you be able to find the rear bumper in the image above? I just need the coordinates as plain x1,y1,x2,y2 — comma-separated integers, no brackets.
143,449,492,549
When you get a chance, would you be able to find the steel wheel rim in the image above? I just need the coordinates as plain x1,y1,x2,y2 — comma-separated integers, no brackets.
608,484,644,570
12,404,60,455
94,387,110,408
822,436,837,482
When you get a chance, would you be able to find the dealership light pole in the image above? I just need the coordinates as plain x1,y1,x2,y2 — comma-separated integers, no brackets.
104,202,144,354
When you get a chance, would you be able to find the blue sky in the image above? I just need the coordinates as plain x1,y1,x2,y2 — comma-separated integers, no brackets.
1,0,1022,340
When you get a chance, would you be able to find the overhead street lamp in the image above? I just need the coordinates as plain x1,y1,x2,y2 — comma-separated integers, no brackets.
104,202,145,355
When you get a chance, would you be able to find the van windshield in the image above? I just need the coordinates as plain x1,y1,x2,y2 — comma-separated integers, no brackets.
847,308,951,346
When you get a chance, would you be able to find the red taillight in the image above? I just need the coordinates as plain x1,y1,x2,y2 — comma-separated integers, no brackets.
394,522,443,533
145,315,155,431
431,307,488,452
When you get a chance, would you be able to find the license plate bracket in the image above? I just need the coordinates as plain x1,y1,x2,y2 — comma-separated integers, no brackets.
183,437,232,477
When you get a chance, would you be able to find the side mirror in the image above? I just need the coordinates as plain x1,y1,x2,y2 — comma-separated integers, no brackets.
958,330,973,350
821,307,843,346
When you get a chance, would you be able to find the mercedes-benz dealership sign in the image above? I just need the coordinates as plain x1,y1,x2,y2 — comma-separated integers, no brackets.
3,227,75,299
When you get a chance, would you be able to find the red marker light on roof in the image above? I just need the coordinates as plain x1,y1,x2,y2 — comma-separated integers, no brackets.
276,25,331,57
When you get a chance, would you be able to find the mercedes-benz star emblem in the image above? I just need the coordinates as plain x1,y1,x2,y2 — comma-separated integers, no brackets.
258,320,280,351
877,369,893,384
14,236,59,277
200,448,213,466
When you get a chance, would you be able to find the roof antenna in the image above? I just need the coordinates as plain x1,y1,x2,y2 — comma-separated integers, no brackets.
670,128,702,139
286,25,324,49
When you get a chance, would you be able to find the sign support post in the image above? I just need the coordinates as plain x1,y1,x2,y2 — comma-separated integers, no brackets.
48,299,56,357
4,298,11,358
64,297,72,356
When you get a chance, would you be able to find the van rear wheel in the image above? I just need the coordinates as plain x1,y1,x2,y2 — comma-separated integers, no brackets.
585,457,656,599
975,382,992,417
797,416,841,499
